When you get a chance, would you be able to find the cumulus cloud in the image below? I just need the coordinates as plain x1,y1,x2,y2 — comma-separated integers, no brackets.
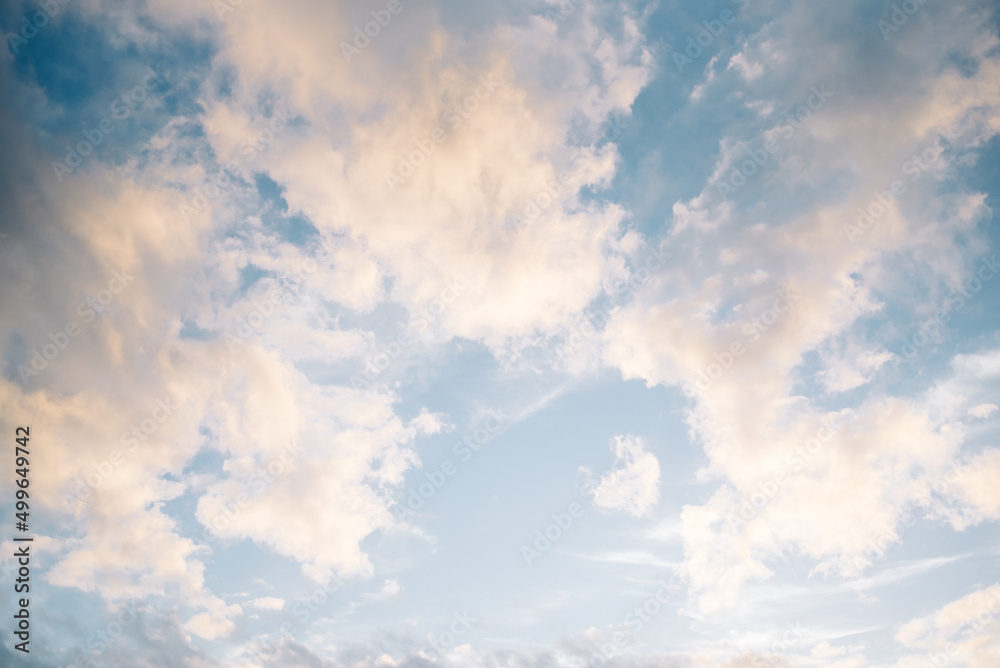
0,0,655,656
585,434,661,517
366,579,402,601
1,0,998,664
894,584,1000,667
597,0,1000,613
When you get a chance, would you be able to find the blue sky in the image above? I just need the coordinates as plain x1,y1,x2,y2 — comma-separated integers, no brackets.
1,0,1000,666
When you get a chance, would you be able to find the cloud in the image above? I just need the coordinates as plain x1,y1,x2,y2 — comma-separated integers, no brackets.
247,597,286,611
597,0,1000,613
969,403,998,419
365,578,402,602
894,584,1000,667
0,0,998,664
162,0,654,357
585,434,661,517
818,348,895,393
934,448,1000,530
0,0,656,653
184,598,243,641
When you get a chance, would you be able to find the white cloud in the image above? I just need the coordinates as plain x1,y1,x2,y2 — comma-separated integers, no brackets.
183,598,243,641
894,584,1000,667
247,597,285,611
586,434,661,517
819,348,895,393
969,403,998,418
934,448,1000,530
727,52,764,81
1,0,998,664
365,578,402,602
167,0,653,357
810,641,847,658
0,3,658,654
597,0,1000,614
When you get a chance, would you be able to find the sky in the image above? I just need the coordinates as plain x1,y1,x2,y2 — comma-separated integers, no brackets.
0,0,1000,666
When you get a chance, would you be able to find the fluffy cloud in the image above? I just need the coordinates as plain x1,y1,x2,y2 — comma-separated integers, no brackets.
969,403,999,419
598,0,1000,612
1,0,998,664
895,584,1000,668
584,434,661,517
0,0,654,653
